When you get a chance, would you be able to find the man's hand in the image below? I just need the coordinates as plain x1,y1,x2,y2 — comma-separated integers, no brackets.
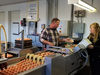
64,38,74,43
49,42,54,46
43,40,54,46
88,45,94,49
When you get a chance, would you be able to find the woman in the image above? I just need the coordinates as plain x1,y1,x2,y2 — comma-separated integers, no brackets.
87,22,100,75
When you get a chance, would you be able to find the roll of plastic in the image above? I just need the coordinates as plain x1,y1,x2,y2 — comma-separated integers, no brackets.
37,56,43,63
33,55,38,62
26,53,30,59
29,54,34,61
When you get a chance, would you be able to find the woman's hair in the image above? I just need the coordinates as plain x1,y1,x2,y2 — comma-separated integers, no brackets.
88,22,100,43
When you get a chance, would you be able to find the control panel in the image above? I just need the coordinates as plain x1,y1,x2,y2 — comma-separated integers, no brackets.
74,10,79,17
74,10,85,17
79,10,85,17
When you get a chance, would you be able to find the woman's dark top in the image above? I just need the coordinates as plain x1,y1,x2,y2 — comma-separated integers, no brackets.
87,35,100,59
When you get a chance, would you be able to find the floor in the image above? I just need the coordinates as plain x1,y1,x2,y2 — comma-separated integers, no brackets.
74,66,92,75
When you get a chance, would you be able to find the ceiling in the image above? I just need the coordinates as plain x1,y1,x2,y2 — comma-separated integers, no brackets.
0,0,41,6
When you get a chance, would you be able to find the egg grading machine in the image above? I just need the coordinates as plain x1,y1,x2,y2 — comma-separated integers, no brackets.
45,38,92,75
45,46,86,75
6,46,87,74
2,48,66,75
1,38,91,75
17,44,88,75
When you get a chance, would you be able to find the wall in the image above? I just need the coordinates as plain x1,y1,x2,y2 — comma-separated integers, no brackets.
58,0,71,20
0,0,48,41
74,0,100,38
0,0,100,41
58,0,100,67
58,0,100,39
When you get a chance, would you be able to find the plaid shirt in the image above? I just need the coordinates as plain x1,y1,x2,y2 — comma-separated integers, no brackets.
40,27,59,47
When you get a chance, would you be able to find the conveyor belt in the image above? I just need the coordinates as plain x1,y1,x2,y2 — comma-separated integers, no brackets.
7,48,21,54
0,57,8,64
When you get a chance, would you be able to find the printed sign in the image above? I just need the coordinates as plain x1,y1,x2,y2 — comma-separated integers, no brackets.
27,1,39,22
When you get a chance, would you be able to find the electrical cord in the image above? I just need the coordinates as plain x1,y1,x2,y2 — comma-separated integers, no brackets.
92,0,93,5
77,17,79,23
78,50,88,70
81,16,82,23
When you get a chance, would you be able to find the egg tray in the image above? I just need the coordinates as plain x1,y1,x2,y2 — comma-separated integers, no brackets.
18,64,46,75
7,63,46,75
34,50,67,57
15,40,32,44
6,57,46,75
15,43,32,46
15,45,33,49
15,42,32,48
15,40,32,42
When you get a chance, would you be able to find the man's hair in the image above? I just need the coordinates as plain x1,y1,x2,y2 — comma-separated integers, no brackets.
51,18,60,23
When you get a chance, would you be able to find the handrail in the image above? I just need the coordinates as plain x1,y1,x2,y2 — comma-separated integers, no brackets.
0,24,7,53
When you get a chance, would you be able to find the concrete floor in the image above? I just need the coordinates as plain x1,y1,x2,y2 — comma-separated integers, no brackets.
74,66,92,75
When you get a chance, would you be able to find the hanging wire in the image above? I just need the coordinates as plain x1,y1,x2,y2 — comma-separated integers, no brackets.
55,0,58,18
91,0,93,5
81,16,82,23
77,17,79,23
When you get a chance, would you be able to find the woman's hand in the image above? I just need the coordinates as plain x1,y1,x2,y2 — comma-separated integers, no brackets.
88,45,94,49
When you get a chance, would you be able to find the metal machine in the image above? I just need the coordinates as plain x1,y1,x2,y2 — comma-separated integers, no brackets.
44,39,91,75
0,37,91,75
45,46,88,75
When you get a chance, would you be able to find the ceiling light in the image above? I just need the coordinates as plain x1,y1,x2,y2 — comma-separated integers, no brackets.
68,0,97,12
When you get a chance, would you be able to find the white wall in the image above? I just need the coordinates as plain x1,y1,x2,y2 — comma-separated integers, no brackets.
74,0,100,38
58,0,100,39
58,0,71,20
0,0,100,41
0,0,48,41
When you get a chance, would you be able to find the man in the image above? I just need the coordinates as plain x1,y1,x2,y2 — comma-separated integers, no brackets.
40,18,73,48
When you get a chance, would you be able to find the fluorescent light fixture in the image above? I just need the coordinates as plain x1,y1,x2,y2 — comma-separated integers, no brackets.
68,0,97,12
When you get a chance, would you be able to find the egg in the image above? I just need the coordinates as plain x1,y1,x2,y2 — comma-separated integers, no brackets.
63,54,65,56
31,65,34,68
27,67,30,70
41,55,44,57
26,59,29,61
14,72,17,75
37,54,41,56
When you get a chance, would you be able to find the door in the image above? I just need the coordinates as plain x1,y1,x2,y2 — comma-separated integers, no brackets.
0,12,5,41
11,11,20,47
